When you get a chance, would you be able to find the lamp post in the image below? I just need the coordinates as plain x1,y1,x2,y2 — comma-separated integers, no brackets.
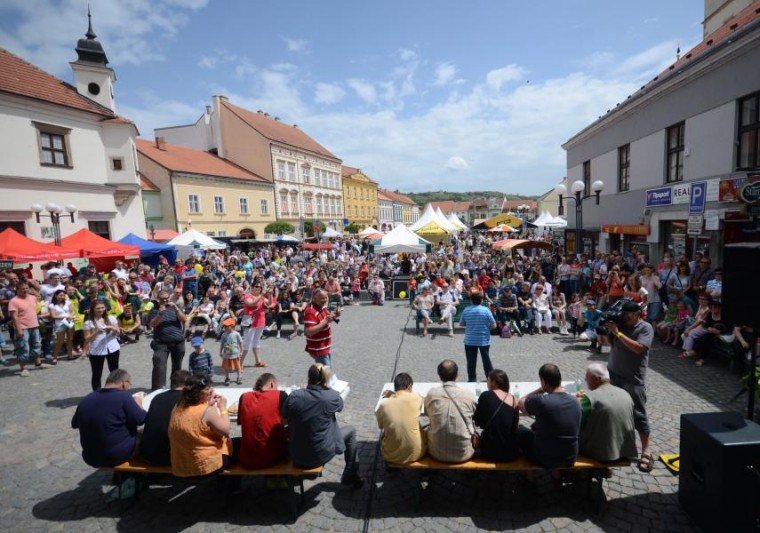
517,203,531,233
149,223,156,241
554,180,604,256
31,203,76,246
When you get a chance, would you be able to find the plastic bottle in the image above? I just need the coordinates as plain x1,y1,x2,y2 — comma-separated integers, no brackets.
514,384,521,399
574,378,583,394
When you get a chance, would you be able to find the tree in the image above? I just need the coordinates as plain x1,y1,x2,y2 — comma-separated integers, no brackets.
344,223,361,234
264,221,295,235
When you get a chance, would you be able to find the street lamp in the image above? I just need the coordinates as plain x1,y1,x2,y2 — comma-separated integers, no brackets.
554,180,604,255
31,203,76,246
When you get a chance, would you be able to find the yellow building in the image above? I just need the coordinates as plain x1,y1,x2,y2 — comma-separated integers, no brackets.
341,166,379,227
136,138,275,239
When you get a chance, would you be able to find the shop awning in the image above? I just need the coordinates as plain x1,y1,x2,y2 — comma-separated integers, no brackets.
601,224,650,236
0,228,80,262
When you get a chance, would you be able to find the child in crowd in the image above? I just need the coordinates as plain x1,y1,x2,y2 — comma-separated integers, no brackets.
666,299,692,347
351,275,361,306
188,336,213,381
568,293,582,338
219,317,243,386
578,297,604,353
656,301,679,342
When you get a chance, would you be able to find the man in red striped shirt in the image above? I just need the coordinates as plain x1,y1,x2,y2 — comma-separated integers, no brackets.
304,289,340,367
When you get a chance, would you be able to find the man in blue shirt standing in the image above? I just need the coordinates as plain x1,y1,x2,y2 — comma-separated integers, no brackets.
459,291,497,382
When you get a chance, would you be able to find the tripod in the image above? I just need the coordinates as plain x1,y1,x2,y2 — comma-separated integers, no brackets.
729,330,759,422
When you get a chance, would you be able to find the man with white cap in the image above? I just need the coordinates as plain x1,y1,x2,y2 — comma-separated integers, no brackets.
435,281,459,337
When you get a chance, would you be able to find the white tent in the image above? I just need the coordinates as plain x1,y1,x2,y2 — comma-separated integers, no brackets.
410,204,452,233
447,212,468,230
167,229,226,249
372,224,431,254
358,226,379,237
531,210,553,226
321,227,342,239
545,216,568,227
275,234,300,243
435,207,459,232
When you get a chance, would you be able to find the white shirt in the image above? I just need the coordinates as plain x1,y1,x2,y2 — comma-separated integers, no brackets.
84,315,120,355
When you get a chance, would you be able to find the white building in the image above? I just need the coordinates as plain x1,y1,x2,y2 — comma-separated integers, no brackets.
156,96,344,233
0,15,145,241
562,0,760,264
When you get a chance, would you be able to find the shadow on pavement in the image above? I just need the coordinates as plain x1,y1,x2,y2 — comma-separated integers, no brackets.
45,396,86,409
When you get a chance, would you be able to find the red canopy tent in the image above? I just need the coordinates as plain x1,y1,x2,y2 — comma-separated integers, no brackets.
302,243,334,251
0,228,80,263
60,229,141,272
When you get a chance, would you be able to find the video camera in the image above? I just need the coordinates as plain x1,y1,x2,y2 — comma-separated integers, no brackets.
598,298,631,332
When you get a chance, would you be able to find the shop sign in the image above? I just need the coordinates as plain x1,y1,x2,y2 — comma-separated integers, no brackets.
600,224,650,236
720,176,747,202
704,210,720,231
646,187,672,207
672,183,691,205
687,214,703,235
739,181,760,205
0,260,13,270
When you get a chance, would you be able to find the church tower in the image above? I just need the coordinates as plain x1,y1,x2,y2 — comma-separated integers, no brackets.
70,8,116,112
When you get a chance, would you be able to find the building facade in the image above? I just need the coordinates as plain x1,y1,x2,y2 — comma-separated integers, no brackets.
562,0,760,264
0,20,145,242
341,166,379,227
155,96,343,235
378,189,394,231
136,138,274,239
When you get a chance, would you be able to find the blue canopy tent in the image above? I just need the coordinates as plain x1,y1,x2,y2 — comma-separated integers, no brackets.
117,233,177,266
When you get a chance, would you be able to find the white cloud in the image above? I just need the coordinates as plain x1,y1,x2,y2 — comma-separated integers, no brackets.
613,40,679,78
445,156,469,170
399,48,417,62
282,36,308,53
314,83,346,104
0,0,208,75
434,62,458,86
347,79,377,104
486,65,525,91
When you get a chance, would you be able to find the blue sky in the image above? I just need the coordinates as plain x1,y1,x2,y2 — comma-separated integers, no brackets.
0,0,705,195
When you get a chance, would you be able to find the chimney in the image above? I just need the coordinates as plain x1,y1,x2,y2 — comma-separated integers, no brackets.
155,137,166,150
264,113,270,117
206,105,212,115
293,124,298,128
274,117,280,121
257,110,263,114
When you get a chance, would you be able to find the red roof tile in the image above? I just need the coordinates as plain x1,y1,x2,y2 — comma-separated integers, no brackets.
341,165,377,183
136,138,270,183
0,48,116,118
643,1,760,93
427,201,471,213
139,173,160,192
222,100,339,161
377,190,394,202
380,189,416,206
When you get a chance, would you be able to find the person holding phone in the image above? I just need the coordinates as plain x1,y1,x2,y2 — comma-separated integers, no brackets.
148,290,186,390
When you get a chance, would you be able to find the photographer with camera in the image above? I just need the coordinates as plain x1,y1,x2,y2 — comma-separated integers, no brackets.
148,290,187,390
605,300,655,473
304,289,340,368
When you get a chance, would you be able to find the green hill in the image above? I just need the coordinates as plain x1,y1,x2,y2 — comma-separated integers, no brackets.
404,191,538,205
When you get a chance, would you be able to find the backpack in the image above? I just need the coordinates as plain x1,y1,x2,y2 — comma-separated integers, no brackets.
500,324,512,338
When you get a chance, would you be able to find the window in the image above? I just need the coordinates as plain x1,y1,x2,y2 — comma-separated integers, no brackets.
111,157,123,171
618,144,630,192
291,193,299,215
583,160,591,193
188,194,200,214
314,169,321,186
207,231,216,237
738,91,760,169
217,230,227,237
287,162,296,182
317,196,323,215
280,192,289,215
353,187,357,199
361,206,365,217
88,220,110,239
666,122,685,182
302,166,310,184
276,161,285,180
35,122,71,167
239,197,249,214
304,195,313,215
214,196,225,214
260,199,269,215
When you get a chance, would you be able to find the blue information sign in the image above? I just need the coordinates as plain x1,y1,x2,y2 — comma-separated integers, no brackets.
646,187,672,207
689,182,706,214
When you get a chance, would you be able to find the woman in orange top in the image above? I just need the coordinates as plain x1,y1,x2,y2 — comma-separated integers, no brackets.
168,376,236,478
606,269,625,306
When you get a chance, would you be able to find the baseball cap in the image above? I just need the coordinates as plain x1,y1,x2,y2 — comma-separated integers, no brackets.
621,301,641,312
190,336,204,347
586,299,597,306
222,317,237,327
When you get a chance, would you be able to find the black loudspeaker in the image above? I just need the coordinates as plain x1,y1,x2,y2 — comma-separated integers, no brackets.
679,412,760,532
722,243,760,328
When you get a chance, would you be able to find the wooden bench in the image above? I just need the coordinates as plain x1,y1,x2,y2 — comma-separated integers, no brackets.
387,455,630,513
106,457,323,518
413,300,479,334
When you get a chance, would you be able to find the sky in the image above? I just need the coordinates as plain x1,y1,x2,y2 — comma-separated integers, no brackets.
0,0,706,195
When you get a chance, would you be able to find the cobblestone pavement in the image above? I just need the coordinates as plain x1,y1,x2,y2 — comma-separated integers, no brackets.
0,300,751,532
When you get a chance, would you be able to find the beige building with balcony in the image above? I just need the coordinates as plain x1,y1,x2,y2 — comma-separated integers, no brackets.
341,166,379,227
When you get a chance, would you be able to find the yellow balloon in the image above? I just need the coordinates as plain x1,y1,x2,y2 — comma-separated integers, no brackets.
235,270,245,278
399,291,407,299
194,264,203,274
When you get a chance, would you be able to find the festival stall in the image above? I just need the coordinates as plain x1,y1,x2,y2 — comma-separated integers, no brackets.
410,205,453,242
470,213,523,231
371,224,432,254
0,228,80,263
167,229,226,259
60,229,141,272
446,212,468,231
491,238,552,252
117,233,177,266
320,227,342,239
302,243,334,251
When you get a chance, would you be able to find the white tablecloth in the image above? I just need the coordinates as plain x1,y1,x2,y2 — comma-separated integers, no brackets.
375,381,577,412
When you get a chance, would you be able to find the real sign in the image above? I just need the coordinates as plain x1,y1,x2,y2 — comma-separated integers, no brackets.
689,182,706,214
646,187,672,207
